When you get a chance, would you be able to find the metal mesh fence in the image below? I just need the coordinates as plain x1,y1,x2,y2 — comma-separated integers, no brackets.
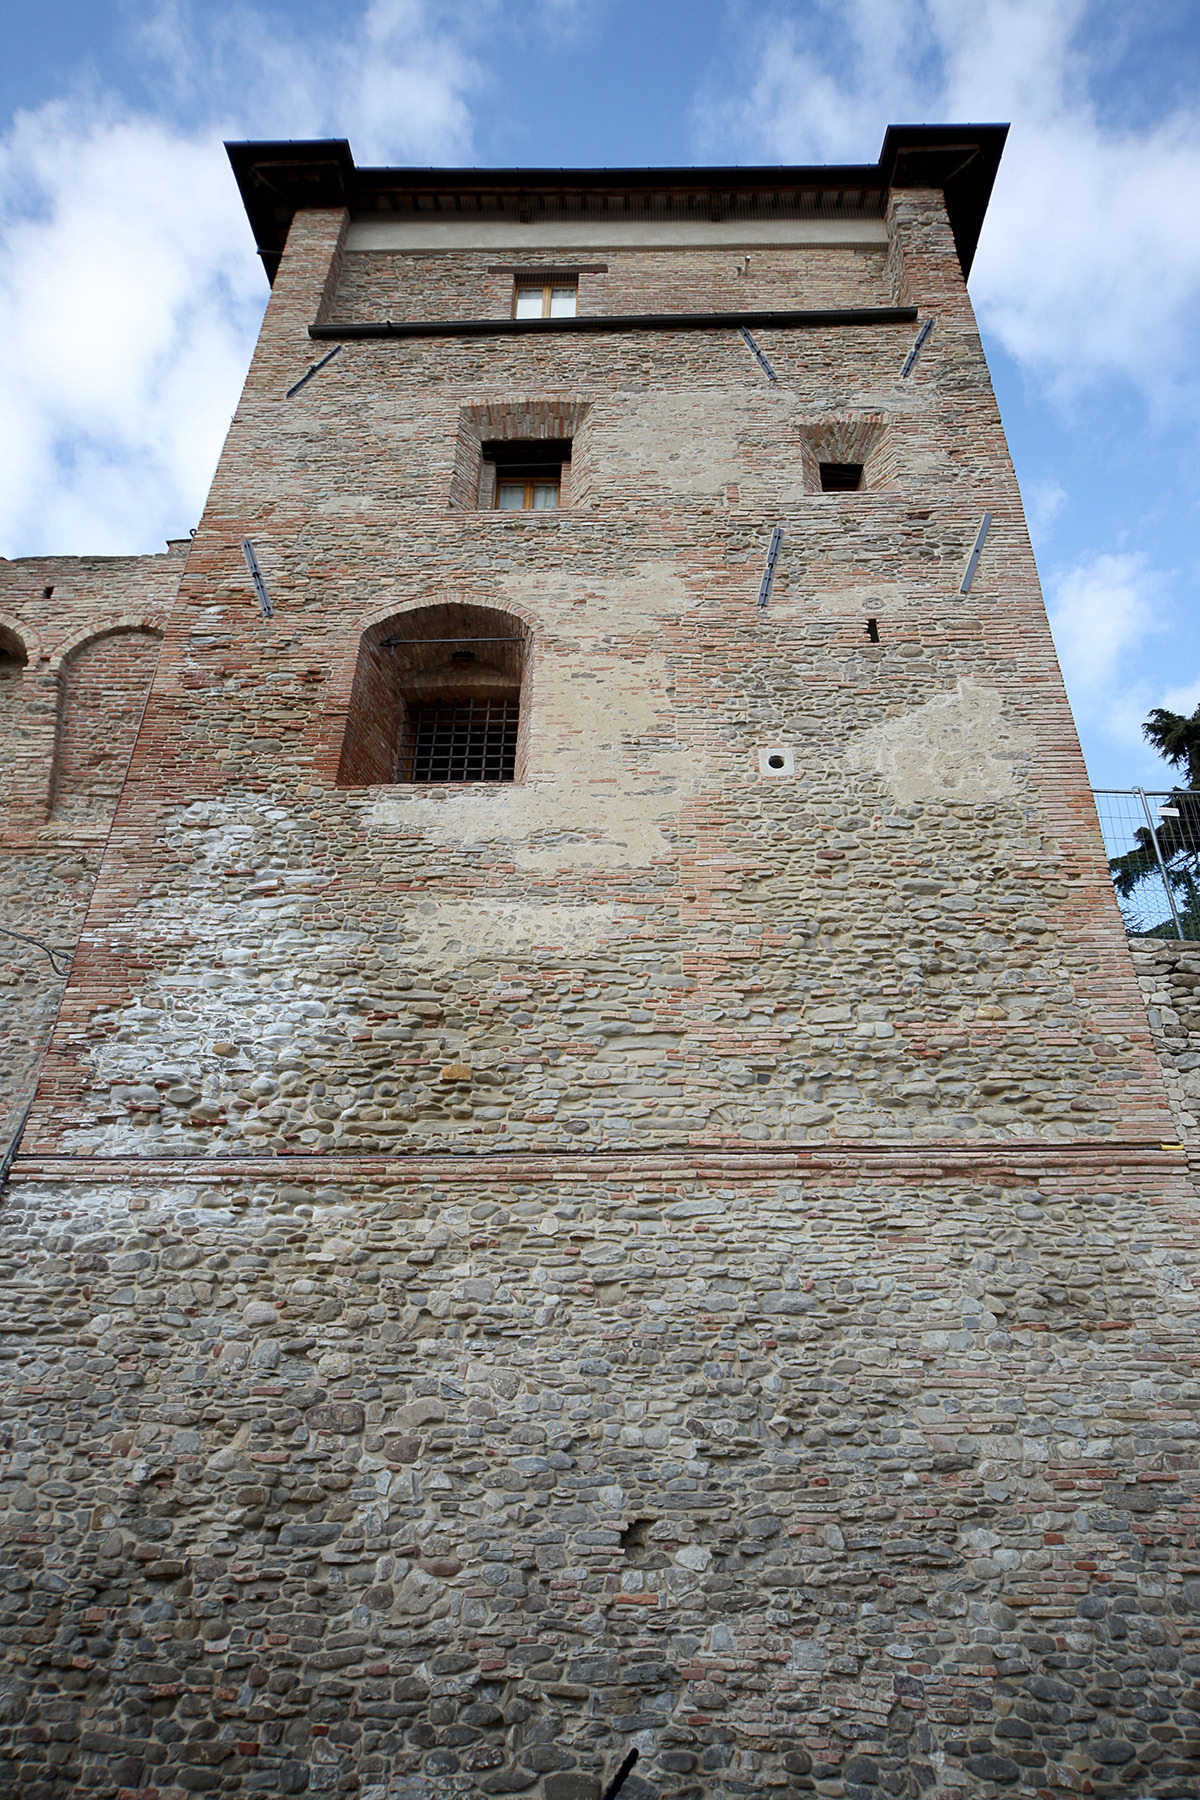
1093,788,1200,939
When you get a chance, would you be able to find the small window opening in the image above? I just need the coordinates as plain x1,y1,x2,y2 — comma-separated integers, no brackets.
514,278,577,319
866,618,880,643
337,603,528,788
42,585,54,599
819,462,863,492
482,437,571,511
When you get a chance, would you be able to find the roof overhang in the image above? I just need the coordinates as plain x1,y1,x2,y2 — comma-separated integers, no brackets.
226,122,1007,286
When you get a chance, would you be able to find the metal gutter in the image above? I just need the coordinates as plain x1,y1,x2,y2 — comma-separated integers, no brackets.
309,304,918,342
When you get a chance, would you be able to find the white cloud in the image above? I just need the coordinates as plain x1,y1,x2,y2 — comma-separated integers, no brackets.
1046,549,1169,696
0,103,264,555
1158,681,1200,718
694,0,1200,408
0,1,487,558
134,0,485,164
1022,476,1068,542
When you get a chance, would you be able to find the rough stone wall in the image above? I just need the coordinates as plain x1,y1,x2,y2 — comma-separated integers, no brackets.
3,177,1200,1800
0,853,98,1149
3,1147,1200,1800
1127,939,1200,1141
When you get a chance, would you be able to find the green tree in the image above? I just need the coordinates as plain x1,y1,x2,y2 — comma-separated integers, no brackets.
1107,705,1200,937
1143,704,1200,790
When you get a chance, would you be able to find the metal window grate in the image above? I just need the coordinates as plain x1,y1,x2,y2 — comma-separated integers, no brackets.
402,698,518,783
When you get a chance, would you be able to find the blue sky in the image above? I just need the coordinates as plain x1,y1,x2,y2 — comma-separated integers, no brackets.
2,0,1200,789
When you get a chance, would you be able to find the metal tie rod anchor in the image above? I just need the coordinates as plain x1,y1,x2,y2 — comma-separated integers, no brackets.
900,317,934,378
758,525,784,610
242,540,274,618
738,326,778,382
285,344,341,398
959,512,992,594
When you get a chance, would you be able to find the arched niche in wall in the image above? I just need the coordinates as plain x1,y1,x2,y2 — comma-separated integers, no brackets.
337,602,530,787
50,626,163,822
0,622,29,702
0,623,30,820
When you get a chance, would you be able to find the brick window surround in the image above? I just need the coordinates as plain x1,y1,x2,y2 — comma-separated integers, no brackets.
336,602,530,787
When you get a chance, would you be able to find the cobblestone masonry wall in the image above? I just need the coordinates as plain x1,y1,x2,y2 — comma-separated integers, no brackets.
1128,942,1200,1145
4,1149,1200,1800
3,175,1200,1800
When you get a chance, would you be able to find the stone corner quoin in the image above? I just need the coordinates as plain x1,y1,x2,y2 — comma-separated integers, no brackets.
2,126,1199,1800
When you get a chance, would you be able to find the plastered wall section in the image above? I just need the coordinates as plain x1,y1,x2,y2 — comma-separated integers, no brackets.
13,192,1170,1160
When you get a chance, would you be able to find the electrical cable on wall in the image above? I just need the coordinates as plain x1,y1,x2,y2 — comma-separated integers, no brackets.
0,923,72,976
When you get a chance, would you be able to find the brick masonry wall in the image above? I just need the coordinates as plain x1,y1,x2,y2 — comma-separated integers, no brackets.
12,194,1173,1160
0,545,185,1158
52,629,164,822
331,247,891,325
3,183,1200,1800
0,545,182,836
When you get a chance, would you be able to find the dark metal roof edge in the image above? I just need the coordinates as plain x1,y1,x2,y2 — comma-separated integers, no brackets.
226,123,1008,286
308,305,918,342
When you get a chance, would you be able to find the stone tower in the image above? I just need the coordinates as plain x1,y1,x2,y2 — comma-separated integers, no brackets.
3,126,1200,1800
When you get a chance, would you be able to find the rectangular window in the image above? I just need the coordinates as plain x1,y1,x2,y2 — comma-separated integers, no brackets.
402,698,519,783
819,462,864,491
496,477,560,511
514,278,577,319
481,437,571,511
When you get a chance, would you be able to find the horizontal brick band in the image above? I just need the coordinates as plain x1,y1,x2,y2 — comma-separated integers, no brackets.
10,1138,1189,1186
309,303,919,341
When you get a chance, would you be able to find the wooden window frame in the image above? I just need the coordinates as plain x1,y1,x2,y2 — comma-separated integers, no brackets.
512,278,578,319
493,474,561,511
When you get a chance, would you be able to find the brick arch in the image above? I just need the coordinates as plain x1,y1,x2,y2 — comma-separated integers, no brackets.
50,622,163,822
324,590,538,718
45,611,166,677
0,612,35,668
331,594,536,788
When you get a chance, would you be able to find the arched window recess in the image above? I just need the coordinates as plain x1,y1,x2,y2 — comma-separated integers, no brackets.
337,603,529,787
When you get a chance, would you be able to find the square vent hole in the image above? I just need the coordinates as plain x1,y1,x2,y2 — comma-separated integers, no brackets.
759,747,795,778
819,462,863,491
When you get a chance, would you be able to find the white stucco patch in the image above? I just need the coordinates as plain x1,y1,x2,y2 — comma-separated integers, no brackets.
401,900,617,960
846,680,1032,804
369,651,688,869
597,392,748,496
